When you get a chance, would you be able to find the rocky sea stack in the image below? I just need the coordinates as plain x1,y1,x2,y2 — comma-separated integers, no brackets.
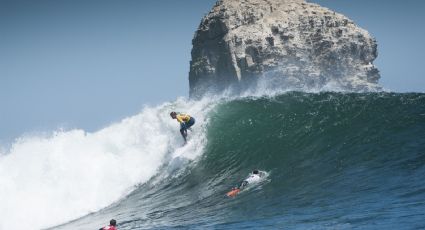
189,0,380,98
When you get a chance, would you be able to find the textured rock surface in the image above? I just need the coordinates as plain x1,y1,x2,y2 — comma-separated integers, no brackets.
189,0,380,97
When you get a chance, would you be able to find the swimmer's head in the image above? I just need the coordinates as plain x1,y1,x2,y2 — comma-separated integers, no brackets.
253,170,259,174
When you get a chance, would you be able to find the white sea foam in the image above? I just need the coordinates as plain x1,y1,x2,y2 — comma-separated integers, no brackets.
0,97,214,230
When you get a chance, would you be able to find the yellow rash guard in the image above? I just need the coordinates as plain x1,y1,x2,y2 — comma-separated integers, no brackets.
176,114,191,124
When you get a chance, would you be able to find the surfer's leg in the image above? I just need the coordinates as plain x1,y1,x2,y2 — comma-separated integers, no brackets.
180,128,187,142
186,117,195,129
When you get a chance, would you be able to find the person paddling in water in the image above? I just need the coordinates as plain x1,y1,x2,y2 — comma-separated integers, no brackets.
99,219,118,230
227,170,263,197
170,111,195,143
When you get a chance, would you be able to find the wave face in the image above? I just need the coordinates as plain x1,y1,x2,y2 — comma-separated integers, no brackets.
3,92,425,229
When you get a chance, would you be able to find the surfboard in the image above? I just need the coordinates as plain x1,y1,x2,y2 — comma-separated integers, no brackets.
226,188,240,197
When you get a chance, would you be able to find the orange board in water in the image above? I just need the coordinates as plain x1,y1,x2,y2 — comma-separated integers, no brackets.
226,188,240,197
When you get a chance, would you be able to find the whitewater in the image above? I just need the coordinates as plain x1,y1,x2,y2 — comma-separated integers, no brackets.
0,97,214,230
1,87,425,230
0,86,299,230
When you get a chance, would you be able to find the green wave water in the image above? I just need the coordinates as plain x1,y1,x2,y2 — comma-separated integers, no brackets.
55,92,425,229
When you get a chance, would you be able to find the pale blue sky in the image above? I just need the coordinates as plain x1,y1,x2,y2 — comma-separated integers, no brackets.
1,0,424,142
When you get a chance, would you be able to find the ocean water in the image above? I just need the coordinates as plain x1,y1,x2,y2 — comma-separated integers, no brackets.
1,92,425,229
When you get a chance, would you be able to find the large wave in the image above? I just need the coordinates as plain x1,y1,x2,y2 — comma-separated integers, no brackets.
2,91,425,230
0,97,213,230
51,91,425,230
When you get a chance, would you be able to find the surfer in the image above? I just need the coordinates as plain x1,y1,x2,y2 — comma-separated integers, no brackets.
170,111,195,143
99,219,117,230
226,170,263,197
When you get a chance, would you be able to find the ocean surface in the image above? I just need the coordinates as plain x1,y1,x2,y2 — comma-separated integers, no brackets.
1,92,425,229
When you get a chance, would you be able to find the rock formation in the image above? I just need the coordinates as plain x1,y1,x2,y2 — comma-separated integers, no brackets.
189,0,380,97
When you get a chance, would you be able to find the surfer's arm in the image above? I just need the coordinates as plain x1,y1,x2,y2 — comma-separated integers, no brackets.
238,180,248,189
180,122,187,130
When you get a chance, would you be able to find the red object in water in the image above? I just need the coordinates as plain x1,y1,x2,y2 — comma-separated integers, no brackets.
102,225,117,230
226,188,240,197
